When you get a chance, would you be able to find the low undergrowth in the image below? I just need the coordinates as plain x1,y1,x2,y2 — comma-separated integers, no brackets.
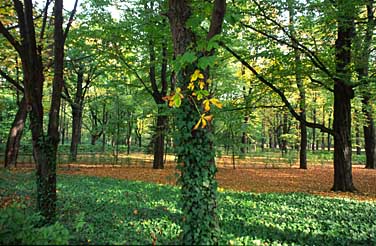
0,169,375,245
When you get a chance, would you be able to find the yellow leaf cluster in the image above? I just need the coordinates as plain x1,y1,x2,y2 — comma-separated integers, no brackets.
202,98,223,112
193,114,213,130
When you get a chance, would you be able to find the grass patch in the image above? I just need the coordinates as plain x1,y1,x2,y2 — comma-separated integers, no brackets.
0,169,375,245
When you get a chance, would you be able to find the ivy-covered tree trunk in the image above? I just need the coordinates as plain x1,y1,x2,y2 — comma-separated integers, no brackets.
4,97,27,168
332,0,356,191
167,0,226,244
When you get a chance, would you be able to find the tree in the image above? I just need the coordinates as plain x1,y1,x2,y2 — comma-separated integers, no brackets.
0,0,77,223
221,0,360,191
167,0,226,243
354,0,376,169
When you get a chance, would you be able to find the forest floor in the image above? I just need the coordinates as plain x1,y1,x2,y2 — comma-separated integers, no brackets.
55,164,376,201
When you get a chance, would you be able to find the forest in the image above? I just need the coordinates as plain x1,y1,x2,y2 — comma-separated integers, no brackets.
0,0,376,245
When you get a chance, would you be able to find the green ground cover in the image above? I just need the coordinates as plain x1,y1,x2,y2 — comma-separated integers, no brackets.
0,170,375,245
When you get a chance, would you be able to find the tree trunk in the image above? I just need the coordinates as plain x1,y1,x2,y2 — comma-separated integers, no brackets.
281,112,288,155
332,1,356,191
356,0,376,169
327,115,332,151
312,108,316,151
240,115,249,154
70,105,82,161
363,96,376,168
4,97,27,168
167,0,226,244
355,123,361,155
332,83,355,191
153,109,167,169
288,0,307,169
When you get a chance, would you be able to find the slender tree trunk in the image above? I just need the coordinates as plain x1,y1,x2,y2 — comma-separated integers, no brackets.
357,0,376,169
241,115,249,154
288,0,307,169
355,122,361,155
281,112,288,155
363,96,376,168
327,115,332,151
312,108,317,151
4,97,27,168
126,117,132,155
153,108,167,169
321,106,325,150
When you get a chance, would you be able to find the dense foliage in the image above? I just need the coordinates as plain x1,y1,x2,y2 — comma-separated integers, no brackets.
1,170,375,245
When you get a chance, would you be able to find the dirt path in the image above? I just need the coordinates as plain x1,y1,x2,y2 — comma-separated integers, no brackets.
58,165,376,201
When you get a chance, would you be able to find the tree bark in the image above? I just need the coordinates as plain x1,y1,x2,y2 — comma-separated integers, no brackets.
4,97,27,168
241,115,249,154
153,110,167,169
332,0,356,191
168,0,226,244
363,96,376,168
70,105,83,161
355,122,361,155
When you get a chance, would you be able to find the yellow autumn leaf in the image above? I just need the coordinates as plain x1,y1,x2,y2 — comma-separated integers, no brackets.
204,114,213,122
188,82,195,91
193,114,213,130
193,118,202,130
201,117,207,128
210,98,223,109
198,80,205,89
190,69,204,82
203,99,211,112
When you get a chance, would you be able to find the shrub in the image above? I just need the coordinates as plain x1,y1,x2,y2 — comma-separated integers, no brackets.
0,204,70,245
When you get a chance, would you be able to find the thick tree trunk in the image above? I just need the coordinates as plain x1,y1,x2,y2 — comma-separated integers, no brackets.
70,106,82,162
4,97,27,168
153,110,167,169
332,83,355,191
332,2,356,191
168,0,226,244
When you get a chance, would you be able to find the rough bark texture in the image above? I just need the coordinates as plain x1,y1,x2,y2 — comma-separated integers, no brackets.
168,0,226,244
4,0,65,224
4,97,27,168
153,112,167,169
332,0,356,191
70,105,83,161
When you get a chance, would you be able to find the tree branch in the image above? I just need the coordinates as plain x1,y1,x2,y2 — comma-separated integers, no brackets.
63,0,79,43
308,75,334,92
221,42,334,135
0,69,24,92
0,21,22,54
